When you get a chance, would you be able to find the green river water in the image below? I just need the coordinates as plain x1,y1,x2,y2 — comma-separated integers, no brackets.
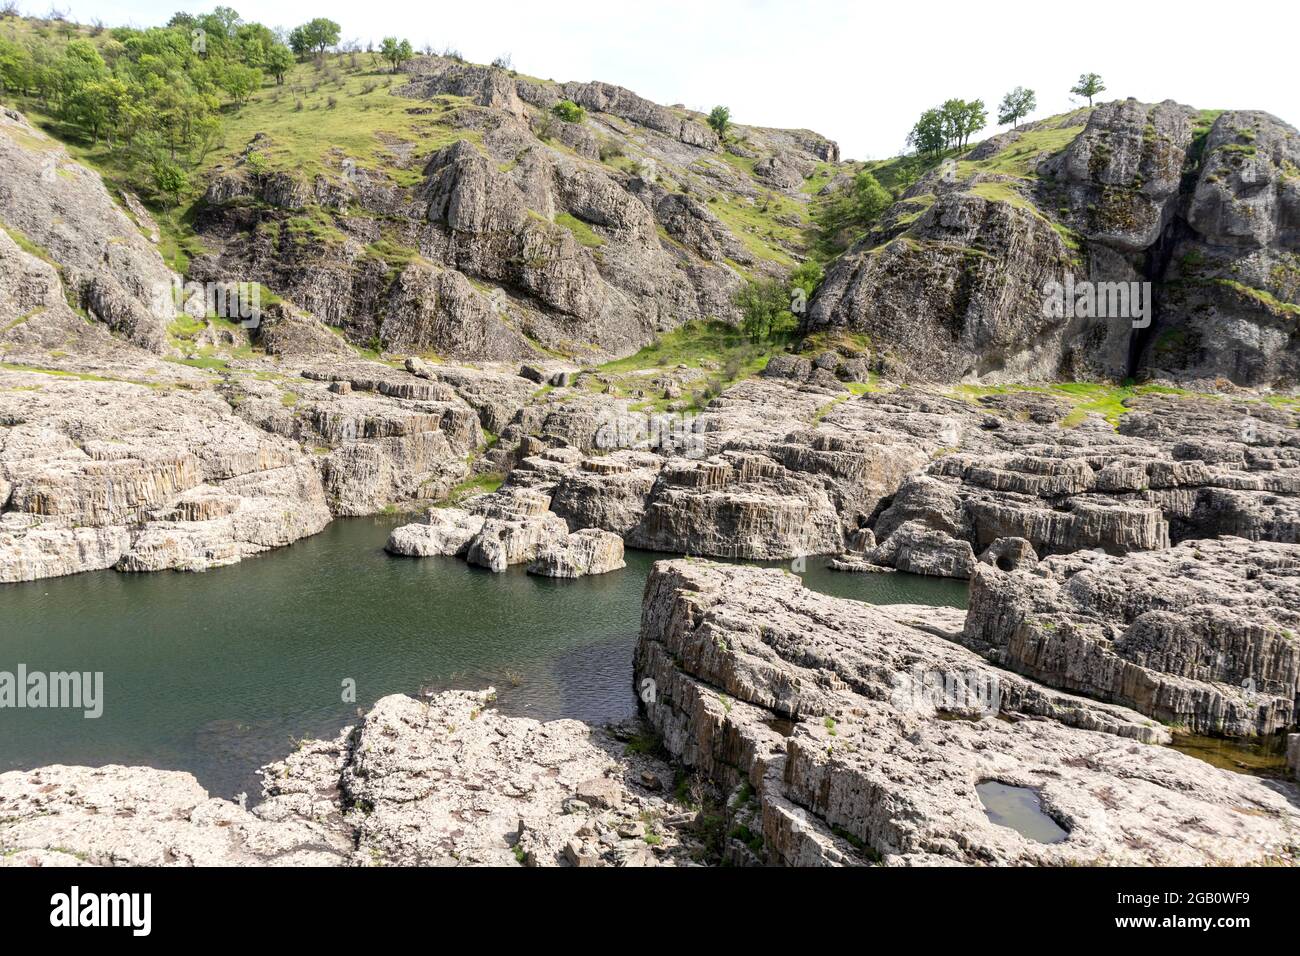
0,516,968,799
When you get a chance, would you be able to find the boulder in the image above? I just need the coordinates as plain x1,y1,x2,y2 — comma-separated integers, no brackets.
528,528,626,578
385,508,486,557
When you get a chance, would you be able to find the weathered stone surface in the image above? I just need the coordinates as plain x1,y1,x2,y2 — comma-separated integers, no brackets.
630,451,843,559
549,452,665,535
190,56,838,364
2,691,700,868
0,108,175,353
1147,111,1300,386
963,538,1300,735
635,559,1300,865
0,372,330,582
863,390,1300,576
385,507,485,557
805,102,1300,388
0,764,349,866
528,528,626,577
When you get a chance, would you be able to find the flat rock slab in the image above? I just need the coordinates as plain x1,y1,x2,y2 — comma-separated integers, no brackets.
634,559,1300,866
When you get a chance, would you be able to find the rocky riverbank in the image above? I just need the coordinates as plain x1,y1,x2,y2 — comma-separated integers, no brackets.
0,690,701,867
632,558,1300,866
4,550,1299,867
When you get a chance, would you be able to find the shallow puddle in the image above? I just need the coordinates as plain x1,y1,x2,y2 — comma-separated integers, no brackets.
976,781,1069,843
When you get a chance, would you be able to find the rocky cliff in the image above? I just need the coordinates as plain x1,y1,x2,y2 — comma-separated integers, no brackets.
188,56,841,362
807,102,1300,387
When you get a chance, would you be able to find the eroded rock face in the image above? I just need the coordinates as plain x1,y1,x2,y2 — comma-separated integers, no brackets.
963,538,1300,736
0,764,350,867
860,390,1300,577
1,691,700,868
385,507,486,557
630,451,844,559
1046,99,1197,253
1148,111,1300,386
634,559,1300,866
806,101,1300,387
0,372,331,582
528,528,626,578
808,192,1086,381
233,362,483,516
0,109,175,353
190,58,837,364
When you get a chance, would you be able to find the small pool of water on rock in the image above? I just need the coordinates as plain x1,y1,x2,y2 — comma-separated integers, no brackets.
0,516,968,799
976,781,1070,844
1169,733,1293,780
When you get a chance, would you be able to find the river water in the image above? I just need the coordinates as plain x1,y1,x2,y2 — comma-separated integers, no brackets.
0,516,968,798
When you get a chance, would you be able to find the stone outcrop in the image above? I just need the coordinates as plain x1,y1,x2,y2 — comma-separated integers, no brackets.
0,372,331,582
527,527,626,577
0,108,176,353
1,691,700,867
386,489,577,573
190,56,839,364
628,451,844,559
808,191,1084,382
806,102,1300,388
0,763,350,866
857,389,1300,577
234,362,483,516
962,537,1300,736
1147,111,1300,385
634,559,1300,865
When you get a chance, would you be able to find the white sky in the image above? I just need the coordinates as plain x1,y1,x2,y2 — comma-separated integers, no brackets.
31,0,1300,160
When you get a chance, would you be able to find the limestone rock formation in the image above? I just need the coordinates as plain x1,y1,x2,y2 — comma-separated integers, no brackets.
962,537,1300,736
0,108,176,353
1,691,700,868
860,389,1300,577
0,764,350,866
634,559,1300,865
385,507,486,557
527,527,626,577
191,56,840,363
806,102,1300,387
0,372,331,582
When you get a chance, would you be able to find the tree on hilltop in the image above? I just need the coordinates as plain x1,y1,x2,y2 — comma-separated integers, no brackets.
1070,72,1105,107
997,86,1037,128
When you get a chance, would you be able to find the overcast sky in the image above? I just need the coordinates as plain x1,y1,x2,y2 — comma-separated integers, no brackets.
37,0,1300,159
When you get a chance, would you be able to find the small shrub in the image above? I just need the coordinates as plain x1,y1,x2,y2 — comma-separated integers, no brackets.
552,99,585,123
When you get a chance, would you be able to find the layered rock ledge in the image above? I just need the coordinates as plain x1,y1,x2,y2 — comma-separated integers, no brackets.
0,691,696,867
633,559,1300,865
963,537,1300,736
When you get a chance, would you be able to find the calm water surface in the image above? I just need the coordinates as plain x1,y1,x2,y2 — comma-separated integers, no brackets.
0,517,968,798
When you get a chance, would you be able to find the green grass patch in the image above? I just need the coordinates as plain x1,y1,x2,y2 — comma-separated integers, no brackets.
554,212,605,248
440,472,505,506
